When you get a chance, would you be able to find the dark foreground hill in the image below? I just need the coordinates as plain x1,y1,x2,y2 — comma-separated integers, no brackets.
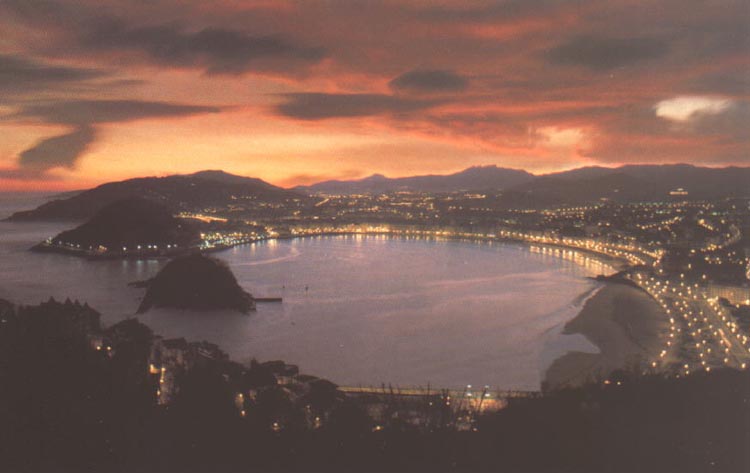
1,296,748,472
43,198,200,253
137,254,255,313
6,170,304,222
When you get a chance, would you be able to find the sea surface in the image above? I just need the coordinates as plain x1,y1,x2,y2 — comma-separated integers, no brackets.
0,193,608,390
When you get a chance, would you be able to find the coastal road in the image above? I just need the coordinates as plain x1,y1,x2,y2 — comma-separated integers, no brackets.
633,274,750,373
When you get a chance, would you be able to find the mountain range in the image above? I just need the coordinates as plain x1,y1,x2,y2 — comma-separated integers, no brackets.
299,164,750,198
512,164,750,204
294,166,534,194
5,164,749,221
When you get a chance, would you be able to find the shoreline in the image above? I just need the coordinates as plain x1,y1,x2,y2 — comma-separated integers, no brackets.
543,282,668,390
25,227,633,272
10,220,659,393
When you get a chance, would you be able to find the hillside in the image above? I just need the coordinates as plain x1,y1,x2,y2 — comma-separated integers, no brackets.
137,254,255,313
6,165,748,220
295,163,750,201
44,198,200,253
295,165,534,194
6,170,305,222
541,164,750,200
2,296,748,471
507,172,657,205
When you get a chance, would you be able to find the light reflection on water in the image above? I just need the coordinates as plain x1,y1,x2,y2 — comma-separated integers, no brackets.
0,215,610,390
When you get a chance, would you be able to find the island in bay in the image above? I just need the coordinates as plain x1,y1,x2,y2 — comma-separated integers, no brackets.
137,253,256,314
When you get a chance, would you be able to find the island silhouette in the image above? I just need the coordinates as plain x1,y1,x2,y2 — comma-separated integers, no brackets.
137,253,256,313
37,198,201,257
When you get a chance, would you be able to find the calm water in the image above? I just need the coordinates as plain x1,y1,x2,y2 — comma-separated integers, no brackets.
0,194,607,390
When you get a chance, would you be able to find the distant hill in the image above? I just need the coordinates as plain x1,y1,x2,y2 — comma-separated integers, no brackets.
45,198,200,252
618,164,750,198
6,170,304,222
7,165,749,221
540,166,619,181
295,163,750,201
506,172,657,206
295,165,534,194
534,164,750,202
137,254,255,313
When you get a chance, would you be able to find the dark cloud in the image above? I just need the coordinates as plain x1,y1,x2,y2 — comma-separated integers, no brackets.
415,0,580,23
8,99,220,177
0,1,326,75
80,19,325,75
545,35,669,70
18,125,96,171
676,9,750,59
0,54,105,95
389,70,468,93
275,93,439,120
687,101,750,144
580,100,750,165
0,0,75,24
686,69,750,97
16,99,221,125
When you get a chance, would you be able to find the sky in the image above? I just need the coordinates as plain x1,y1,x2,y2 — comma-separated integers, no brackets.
0,0,748,191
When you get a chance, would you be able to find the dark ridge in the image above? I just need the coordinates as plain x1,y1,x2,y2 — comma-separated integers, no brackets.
295,163,750,199
540,164,750,200
508,172,655,205
5,170,303,222
295,165,534,194
1,295,748,471
42,198,200,252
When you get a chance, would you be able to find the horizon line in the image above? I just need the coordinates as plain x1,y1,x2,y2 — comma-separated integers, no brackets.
2,161,750,194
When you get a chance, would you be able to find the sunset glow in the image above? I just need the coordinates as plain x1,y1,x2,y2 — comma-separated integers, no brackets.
1,0,748,191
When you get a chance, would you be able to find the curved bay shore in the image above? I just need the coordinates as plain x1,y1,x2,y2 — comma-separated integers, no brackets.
544,282,668,390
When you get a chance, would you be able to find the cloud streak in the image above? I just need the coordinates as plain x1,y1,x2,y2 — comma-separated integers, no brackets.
275,93,440,120
16,100,221,125
9,100,221,176
389,70,469,93
80,20,326,75
0,54,105,97
545,35,669,70
18,125,96,171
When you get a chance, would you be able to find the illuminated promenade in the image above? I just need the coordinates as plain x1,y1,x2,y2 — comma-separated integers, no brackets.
36,217,750,382
282,223,660,268
636,273,750,374
284,223,750,379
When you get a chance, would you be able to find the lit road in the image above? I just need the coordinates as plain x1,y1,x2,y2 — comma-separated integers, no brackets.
635,273,750,374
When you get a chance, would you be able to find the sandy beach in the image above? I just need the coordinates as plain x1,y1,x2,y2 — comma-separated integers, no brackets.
544,282,668,390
